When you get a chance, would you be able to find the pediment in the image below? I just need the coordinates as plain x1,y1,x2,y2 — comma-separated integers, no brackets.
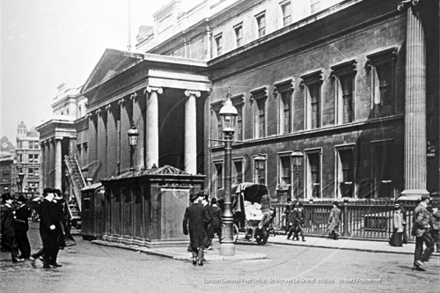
82,48,145,94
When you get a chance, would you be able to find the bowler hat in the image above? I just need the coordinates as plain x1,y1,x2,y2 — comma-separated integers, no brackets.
421,194,431,201
17,194,27,202
333,201,339,206
43,187,53,196
1,193,12,203
190,193,199,202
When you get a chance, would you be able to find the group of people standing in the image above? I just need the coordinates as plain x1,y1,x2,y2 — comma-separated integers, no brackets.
182,191,222,266
1,193,32,262
0,187,75,269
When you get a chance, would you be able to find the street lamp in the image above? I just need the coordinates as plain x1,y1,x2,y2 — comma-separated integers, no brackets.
127,124,139,171
254,153,266,184
219,90,238,257
291,149,304,201
18,171,25,194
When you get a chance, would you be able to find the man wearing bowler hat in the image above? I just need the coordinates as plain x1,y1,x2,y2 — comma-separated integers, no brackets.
14,194,32,259
412,194,434,271
183,191,211,266
1,193,22,262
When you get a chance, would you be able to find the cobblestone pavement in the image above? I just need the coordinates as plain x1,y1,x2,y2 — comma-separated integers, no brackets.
1,223,439,293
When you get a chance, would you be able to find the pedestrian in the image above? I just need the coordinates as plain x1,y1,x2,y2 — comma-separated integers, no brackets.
0,193,22,262
13,194,32,259
398,201,408,244
389,203,403,247
283,198,294,235
256,207,275,246
39,188,63,268
183,192,211,266
430,203,440,253
411,194,435,271
200,194,213,250
208,198,222,244
288,201,306,242
327,201,341,240
53,189,75,248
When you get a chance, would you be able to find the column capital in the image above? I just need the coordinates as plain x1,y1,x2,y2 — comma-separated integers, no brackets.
397,0,420,11
55,136,63,141
95,108,102,116
184,90,201,98
145,86,163,94
118,98,125,106
129,92,138,101
105,104,112,112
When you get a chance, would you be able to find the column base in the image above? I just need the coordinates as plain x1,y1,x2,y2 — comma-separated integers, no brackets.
400,189,429,201
219,242,235,256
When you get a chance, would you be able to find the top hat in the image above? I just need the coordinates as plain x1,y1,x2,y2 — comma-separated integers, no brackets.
1,193,12,203
190,193,199,202
43,187,53,196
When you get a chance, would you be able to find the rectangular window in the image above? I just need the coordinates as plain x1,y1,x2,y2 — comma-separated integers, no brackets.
234,24,243,47
256,13,266,38
29,142,34,149
233,160,243,184
215,163,223,190
281,2,292,26
372,142,393,198
336,148,355,198
309,83,321,129
257,99,266,138
254,157,266,185
340,73,354,123
35,142,40,149
306,152,321,198
235,103,243,141
281,91,291,134
279,155,291,186
214,34,223,56
367,48,396,117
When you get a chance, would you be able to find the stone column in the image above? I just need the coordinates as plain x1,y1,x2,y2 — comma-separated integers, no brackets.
106,104,118,177
48,138,54,188
120,98,131,173
146,86,162,169
184,90,200,174
97,108,107,179
39,142,45,191
399,1,429,197
88,113,98,182
131,92,144,170
54,137,62,190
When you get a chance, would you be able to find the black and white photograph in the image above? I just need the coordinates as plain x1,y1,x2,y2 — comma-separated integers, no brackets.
1,0,439,292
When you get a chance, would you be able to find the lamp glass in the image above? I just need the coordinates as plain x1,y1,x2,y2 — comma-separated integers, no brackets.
127,126,139,146
219,95,238,133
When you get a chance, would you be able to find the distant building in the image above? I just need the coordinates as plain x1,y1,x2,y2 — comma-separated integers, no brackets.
36,83,87,195
0,136,15,194
15,122,40,194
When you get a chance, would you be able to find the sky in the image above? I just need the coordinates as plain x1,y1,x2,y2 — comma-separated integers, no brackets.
0,0,201,144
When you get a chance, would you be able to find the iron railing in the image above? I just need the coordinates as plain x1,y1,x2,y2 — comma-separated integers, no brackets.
272,200,417,242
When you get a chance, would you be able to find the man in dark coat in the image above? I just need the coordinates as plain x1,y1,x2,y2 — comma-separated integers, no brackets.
283,198,294,235
208,198,222,243
412,194,434,271
39,188,63,268
183,192,211,266
288,201,306,242
328,201,341,240
0,193,22,262
14,195,32,259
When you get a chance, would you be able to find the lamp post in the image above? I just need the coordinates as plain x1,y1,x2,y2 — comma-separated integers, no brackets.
254,153,266,185
127,124,139,171
291,149,304,201
219,90,238,256
18,171,25,194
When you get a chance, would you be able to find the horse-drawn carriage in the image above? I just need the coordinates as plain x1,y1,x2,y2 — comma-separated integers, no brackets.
217,182,275,244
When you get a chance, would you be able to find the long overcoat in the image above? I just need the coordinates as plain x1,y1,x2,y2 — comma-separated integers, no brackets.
207,205,222,238
183,203,211,250
39,199,63,249
327,206,341,232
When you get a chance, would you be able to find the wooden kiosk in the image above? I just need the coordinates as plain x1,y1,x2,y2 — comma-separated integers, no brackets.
99,165,205,248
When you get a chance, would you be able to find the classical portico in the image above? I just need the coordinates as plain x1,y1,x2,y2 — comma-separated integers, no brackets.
82,49,210,181
36,121,77,194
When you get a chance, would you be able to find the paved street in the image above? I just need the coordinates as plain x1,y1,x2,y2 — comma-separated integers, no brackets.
1,222,439,293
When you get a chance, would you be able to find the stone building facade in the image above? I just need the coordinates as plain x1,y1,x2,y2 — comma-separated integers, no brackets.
37,0,439,202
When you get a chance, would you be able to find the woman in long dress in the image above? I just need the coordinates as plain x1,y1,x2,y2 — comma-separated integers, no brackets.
389,204,403,247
